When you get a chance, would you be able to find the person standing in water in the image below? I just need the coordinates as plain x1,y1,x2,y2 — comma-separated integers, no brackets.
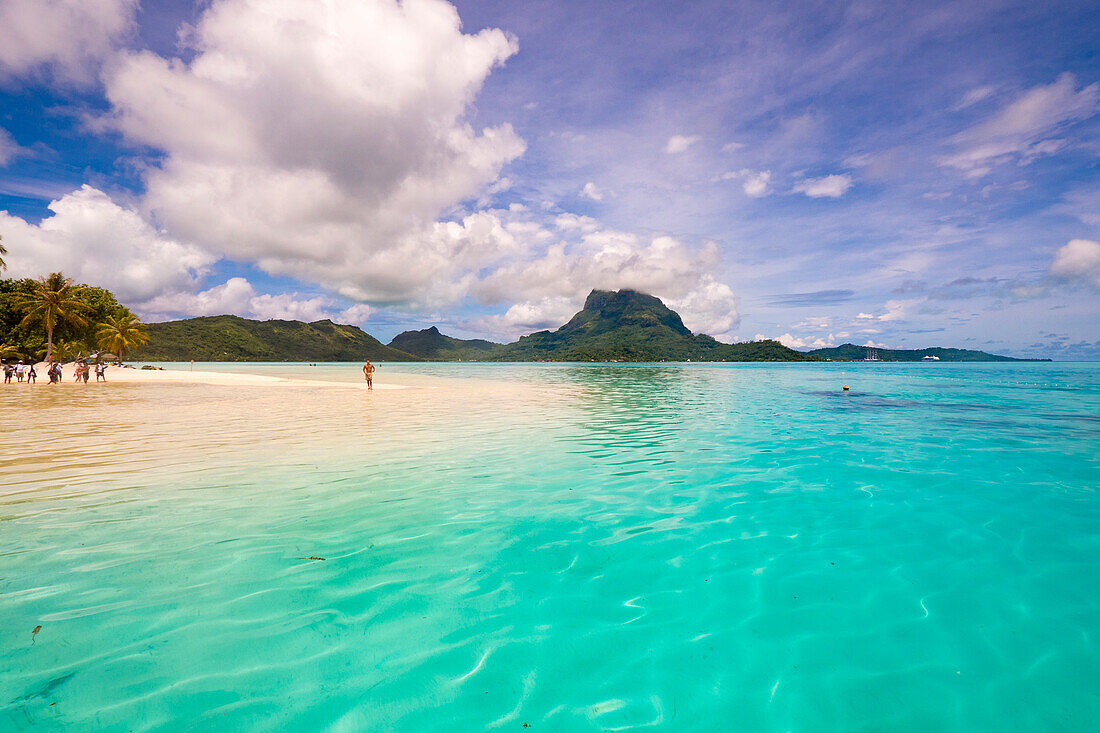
363,360,375,390
95,362,107,382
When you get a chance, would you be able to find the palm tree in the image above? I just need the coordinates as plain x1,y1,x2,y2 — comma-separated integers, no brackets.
51,340,88,363
0,234,7,272
0,341,21,360
15,272,91,362
96,312,149,365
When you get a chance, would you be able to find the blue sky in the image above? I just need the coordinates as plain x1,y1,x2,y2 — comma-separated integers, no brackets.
1,0,1098,357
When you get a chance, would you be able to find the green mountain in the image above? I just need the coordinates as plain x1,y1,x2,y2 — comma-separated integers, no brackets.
488,289,816,362
806,343,1046,362
126,290,1042,364
388,326,501,361
130,315,419,362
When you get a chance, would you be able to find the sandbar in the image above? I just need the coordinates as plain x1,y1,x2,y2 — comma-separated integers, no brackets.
28,363,412,390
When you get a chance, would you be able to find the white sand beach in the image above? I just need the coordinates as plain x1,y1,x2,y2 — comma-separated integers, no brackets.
31,363,413,390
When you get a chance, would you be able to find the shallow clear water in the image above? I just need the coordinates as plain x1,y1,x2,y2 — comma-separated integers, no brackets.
1,362,1098,731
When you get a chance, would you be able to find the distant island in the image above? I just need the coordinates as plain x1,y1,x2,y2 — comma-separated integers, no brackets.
388,326,499,362
805,344,1043,362
128,288,1046,363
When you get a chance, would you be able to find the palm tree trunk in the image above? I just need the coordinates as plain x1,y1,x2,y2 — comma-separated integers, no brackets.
46,328,53,363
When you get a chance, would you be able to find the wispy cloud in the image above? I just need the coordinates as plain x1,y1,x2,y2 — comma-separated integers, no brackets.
767,289,855,307
952,85,998,111
941,74,1100,177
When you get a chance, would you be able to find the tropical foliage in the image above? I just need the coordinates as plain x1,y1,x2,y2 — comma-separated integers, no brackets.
388,326,500,361
96,313,150,365
51,339,90,363
0,275,133,362
14,273,93,362
129,315,419,362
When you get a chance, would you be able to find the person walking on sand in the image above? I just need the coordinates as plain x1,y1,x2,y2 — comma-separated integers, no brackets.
363,360,375,390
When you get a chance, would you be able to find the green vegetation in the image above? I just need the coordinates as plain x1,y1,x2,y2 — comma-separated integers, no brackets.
130,315,420,362
1,274,131,362
132,289,814,362
806,343,1047,362
388,326,500,361
489,289,816,362
2,275,1041,364
96,313,151,364
14,273,93,362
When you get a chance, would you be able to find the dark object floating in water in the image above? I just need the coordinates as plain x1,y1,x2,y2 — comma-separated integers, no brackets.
17,672,74,704
31,625,41,644
301,556,326,561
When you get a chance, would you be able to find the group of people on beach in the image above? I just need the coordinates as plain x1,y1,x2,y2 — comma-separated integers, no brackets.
2,360,107,385
3,362,37,383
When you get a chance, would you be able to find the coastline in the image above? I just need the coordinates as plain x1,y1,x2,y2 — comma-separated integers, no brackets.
23,363,413,390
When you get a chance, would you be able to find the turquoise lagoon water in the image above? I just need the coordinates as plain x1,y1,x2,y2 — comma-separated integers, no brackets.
1,362,1098,731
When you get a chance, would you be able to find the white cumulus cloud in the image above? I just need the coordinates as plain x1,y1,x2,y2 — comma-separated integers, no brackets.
0,185,215,303
754,332,839,349
471,222,740,340
741,170,772,198
580,182,604,201
792,174,853,198
665,135,700,154
471,296,581,337
137,276,375,324
720,169,772,197
101,0,524,306
1050,238,1100,288
0,0,137,85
